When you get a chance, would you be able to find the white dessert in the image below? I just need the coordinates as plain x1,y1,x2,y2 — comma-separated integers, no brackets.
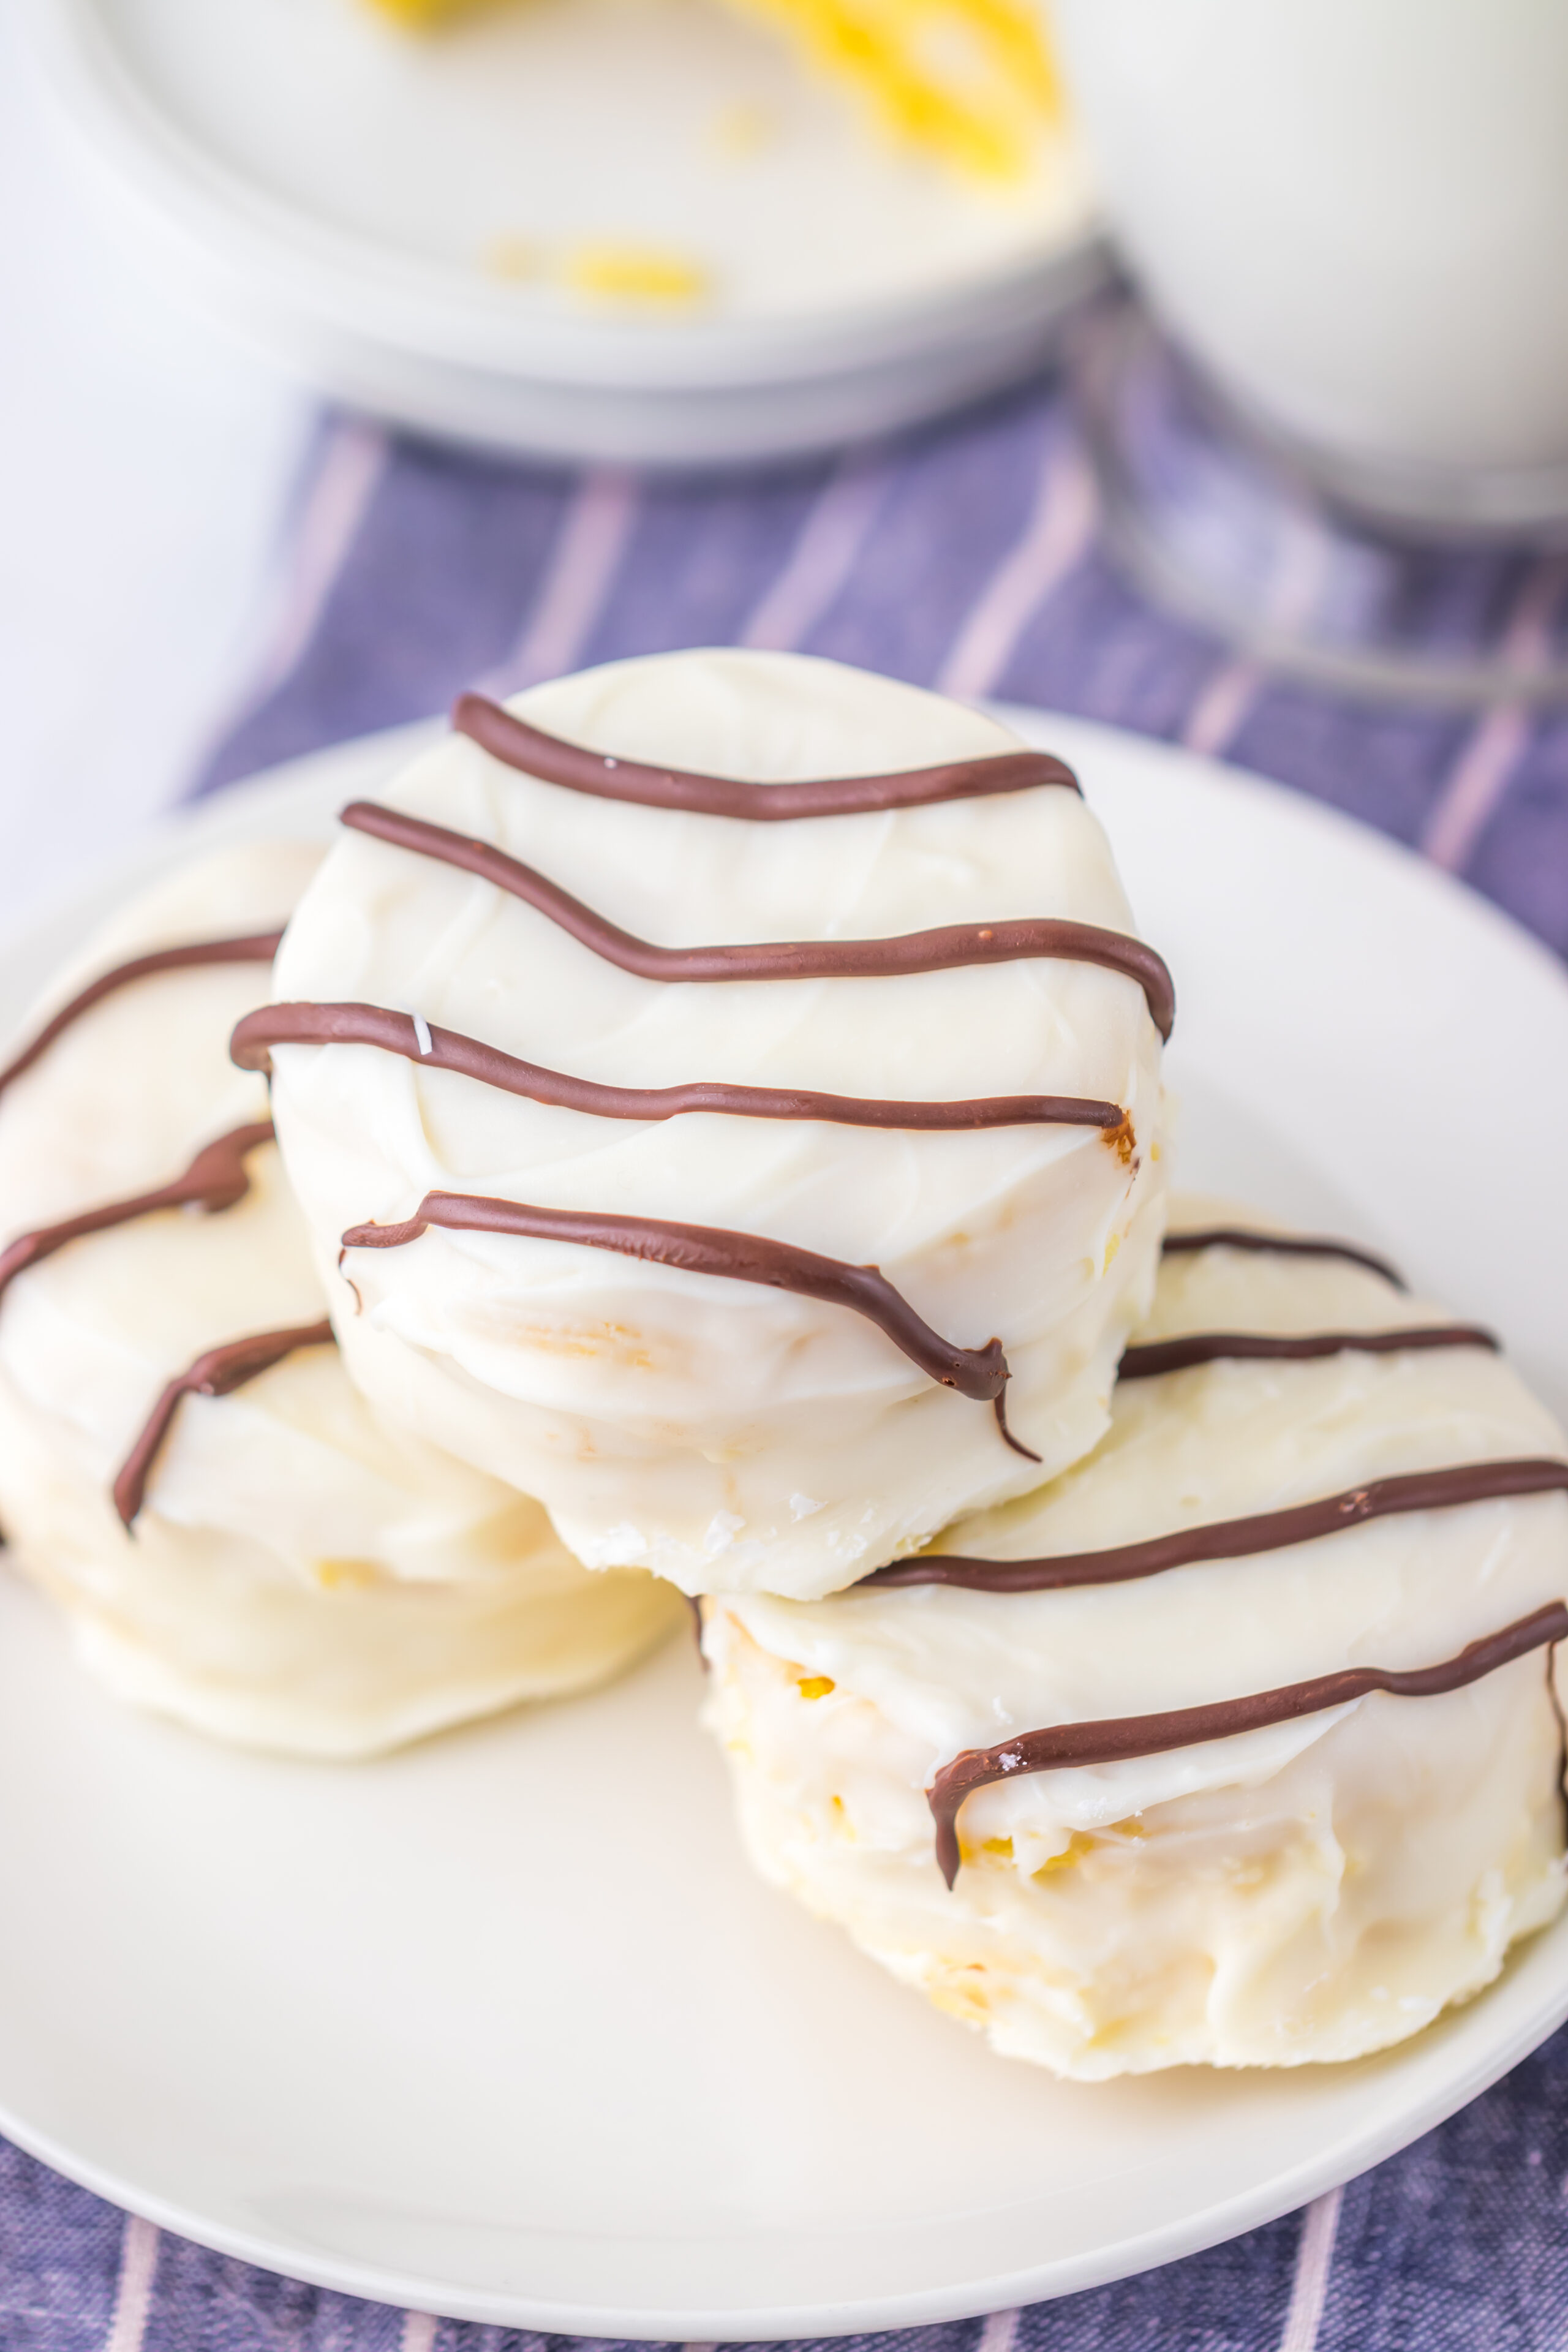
0,845,680,1758
703,1204,1568,2074
266,649,1168,1600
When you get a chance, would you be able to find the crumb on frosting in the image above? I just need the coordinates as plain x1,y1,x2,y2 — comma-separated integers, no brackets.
1101,1112,1136,1164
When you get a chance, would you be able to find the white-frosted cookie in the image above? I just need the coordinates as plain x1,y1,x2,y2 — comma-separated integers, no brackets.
0,845,680,1758
702,1204,1568,2073
260,649,1169,1599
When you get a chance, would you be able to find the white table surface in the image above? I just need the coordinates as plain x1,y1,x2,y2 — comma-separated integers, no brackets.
0,0,309,937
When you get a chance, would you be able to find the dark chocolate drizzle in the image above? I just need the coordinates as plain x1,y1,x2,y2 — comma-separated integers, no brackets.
0,1123,276,1308
1117,1323,1498,1381
113,1317,336,1529
1162,1226,1406,1290
0,933,284,1102
337,801,1177,1041
232,1002,1128,1139
341,1190,1036,1455
859,1457,1568,1595
452,692,1082,817
929,1601,1568,1886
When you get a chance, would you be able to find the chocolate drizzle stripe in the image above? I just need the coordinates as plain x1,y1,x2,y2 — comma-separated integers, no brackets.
453,692,1082,817
338,801,1176,1041
859,1458,1568,1595
1162,1226,1405,1289
0,1122,276,1308
113,1317,336,1529
0,933,284,1101
232,1002,1128,1138
341,1190,1037,1458
1117,1324,1498,1380
928,1600,1568,1887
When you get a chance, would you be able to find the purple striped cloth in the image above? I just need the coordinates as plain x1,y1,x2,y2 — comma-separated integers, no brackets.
8,339,1568,2350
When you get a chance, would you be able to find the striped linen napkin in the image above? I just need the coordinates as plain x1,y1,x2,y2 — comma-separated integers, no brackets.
8,346,1568,2351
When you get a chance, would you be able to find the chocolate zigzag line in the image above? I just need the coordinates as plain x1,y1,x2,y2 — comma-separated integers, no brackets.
114,1317,337,1529
452,692,1082,816
337,801,1177,1041
1117,1323,1498,1379
0,932,285,1101
928,1600,1568,1886
0,1121,276,1308
232,1001,1130,1140
859,1458,1568,1594
1161,1226,1405,1289
339,1190,1040,1461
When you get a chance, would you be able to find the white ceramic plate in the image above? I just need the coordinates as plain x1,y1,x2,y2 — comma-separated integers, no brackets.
1,710,1566,2336
26,0,1106,462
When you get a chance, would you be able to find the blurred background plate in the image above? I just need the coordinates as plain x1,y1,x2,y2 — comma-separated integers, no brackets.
26,0,1108,463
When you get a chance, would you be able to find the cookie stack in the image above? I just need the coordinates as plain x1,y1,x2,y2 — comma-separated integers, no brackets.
2,649,1563,2075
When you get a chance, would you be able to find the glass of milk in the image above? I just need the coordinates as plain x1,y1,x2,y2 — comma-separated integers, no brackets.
1052,0,1568,530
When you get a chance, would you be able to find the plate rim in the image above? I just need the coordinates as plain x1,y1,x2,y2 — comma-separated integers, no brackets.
0,706,1565,2335
29,0,1110,388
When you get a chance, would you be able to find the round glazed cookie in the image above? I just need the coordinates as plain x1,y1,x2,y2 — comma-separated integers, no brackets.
257,649,1169,1600
701,1204,1568,2074
0,845,680,1758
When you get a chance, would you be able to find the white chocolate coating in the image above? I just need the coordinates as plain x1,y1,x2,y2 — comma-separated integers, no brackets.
268,650,1167,1599
703,1204,1568,2073
0,846,680,1758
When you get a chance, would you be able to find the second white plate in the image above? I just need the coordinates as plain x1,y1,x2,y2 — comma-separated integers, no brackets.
29,0,1106,462
0,709,1565,2334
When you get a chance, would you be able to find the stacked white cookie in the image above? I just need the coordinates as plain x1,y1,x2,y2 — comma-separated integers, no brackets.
264,650,1168,1597
0,842,680,1757
6,645,1564,2082
703,1209,1568,2072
